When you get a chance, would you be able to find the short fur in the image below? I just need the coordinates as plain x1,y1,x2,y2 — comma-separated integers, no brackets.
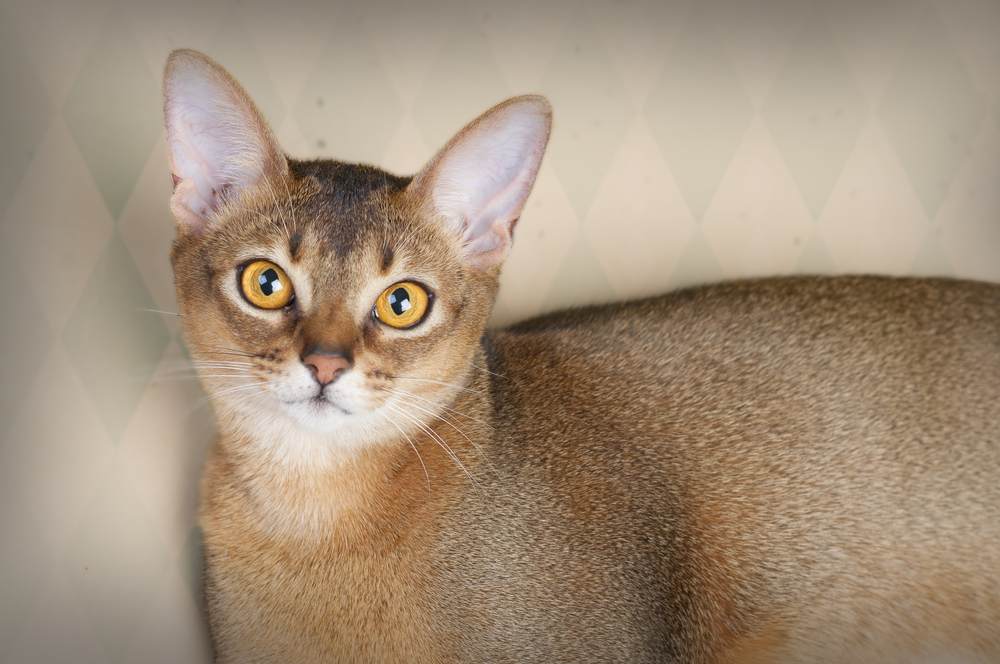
163,51,1000,663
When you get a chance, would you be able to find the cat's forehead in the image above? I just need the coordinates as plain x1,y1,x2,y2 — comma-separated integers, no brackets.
191,159,451,291
201,160,453,293
290,160,412,258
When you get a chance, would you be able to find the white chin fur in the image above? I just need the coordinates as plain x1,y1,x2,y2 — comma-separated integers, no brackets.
211,366,403,469
281,399,383,438
219,401,393,470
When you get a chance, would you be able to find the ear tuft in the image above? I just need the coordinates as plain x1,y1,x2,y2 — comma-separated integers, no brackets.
163,49,286,231
410,95,552,269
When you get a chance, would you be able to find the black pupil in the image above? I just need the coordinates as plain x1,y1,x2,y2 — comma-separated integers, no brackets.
388,287,411,316
258,268,281,297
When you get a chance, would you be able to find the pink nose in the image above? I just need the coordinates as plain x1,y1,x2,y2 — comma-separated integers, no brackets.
302,352,352,386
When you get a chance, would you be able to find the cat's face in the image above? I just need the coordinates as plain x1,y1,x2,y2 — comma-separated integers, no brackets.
163,50,549,456
170,167,497,446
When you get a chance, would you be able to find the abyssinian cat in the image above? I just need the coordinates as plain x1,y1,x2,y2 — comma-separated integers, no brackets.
162,49,1000,663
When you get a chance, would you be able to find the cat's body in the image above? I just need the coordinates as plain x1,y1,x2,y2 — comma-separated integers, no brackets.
201,276,1000,663
161,51,1000,663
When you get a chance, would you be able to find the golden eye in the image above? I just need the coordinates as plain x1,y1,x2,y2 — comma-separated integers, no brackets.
374,281,430,329
240,260,294,310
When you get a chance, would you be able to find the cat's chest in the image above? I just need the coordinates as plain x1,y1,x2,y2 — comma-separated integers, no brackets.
200,493,448,663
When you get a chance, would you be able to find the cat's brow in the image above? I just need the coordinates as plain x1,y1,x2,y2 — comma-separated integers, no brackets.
289,231,303,261
380,244,394,274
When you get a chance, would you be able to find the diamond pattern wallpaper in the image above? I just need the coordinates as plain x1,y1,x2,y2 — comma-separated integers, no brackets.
1,0,998,661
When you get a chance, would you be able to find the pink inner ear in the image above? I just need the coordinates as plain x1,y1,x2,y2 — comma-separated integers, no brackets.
167,106,251,218
424,97,551,268
169,179,212,232
163,50,285,231
467,155,539,239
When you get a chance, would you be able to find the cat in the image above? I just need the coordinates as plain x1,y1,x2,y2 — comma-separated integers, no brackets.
162,49,1000,663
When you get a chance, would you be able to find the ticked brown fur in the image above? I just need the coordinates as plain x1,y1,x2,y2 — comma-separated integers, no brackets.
164,51,1000,663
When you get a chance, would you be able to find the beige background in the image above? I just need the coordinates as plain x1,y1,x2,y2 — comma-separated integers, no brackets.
1,0,999,661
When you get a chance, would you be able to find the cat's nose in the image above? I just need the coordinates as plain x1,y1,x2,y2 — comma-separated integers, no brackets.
301,350,352,386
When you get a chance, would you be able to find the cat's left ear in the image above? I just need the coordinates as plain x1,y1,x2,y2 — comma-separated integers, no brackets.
408,95,552,270
162,49,287,232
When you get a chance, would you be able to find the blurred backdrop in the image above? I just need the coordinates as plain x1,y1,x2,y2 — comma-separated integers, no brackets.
1,0,998,661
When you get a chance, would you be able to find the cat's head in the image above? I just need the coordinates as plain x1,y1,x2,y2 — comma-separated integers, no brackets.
162,49,550,460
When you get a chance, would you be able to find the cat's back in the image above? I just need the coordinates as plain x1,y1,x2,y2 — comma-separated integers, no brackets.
477,275,1000,661
488,274,1000,508
495,274,999,369
490,275,1000,426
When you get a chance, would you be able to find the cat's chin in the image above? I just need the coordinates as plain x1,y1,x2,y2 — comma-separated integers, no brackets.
286,395,354,418
215,393,385,456
276,397,395,445
282,397,360,433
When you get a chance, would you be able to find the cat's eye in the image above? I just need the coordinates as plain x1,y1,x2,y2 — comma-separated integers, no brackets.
239,260,294,310
373,281,430,329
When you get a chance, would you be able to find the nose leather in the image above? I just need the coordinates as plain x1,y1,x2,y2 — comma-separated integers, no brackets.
302,351,352,386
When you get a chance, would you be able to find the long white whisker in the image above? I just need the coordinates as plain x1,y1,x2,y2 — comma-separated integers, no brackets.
184,367,254,373
137,307,184,317
390,376,485,396
171,360,256,368
379,411,431,491
150,374,252,384
384,403,481,492
141,367,248,381
183,343,259,358
186,382,266,416
470,362,507,380
384,403,467,481
381,386,493,429
204,382,265,400
383,391,497,478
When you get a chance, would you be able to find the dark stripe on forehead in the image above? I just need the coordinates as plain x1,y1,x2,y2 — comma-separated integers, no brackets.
289,160,411,201
380,244,394,274
288,159,411,257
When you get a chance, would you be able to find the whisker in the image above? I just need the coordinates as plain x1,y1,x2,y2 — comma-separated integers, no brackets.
134,365,249,383
184,342,248,352
185,381,265,416
168,359,255,368
200,350,259,359
384,403,467,480
378,411,431,491
151,373,254,384
184,368,254,374
266,177,292,240
380,386,494,429
384,403,481,492
470,362,506,380
383,391,497,478
279,174,299,237
167,357,255,365
137,307,184,317
389,376,485,396
183,343,259,359
154,369,253,380
248,208,278,229
204,382,266,401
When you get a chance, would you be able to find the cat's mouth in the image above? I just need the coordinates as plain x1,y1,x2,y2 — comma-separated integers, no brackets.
284,394,352,416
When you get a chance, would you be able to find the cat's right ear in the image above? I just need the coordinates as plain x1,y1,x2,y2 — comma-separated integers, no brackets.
162,49,287,232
